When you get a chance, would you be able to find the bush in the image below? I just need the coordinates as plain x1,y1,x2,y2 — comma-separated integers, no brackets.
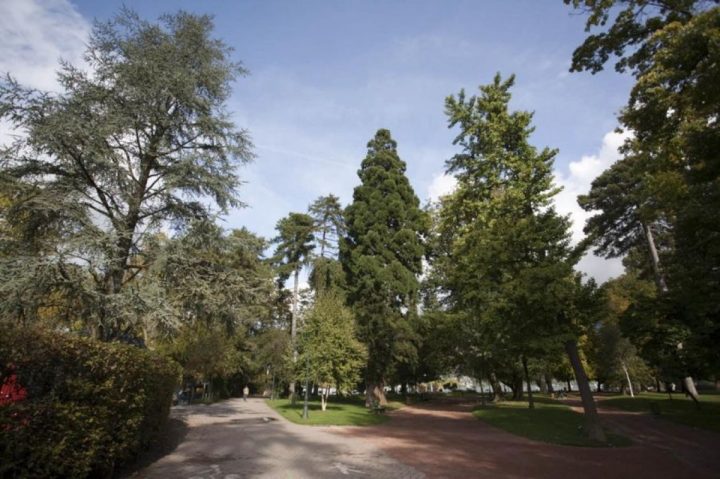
0,325,181,478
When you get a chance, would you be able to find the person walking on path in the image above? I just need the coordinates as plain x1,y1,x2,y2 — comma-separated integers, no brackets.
243,385,249,401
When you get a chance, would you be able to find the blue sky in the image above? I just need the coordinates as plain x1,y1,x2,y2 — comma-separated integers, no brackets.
0,0,632,281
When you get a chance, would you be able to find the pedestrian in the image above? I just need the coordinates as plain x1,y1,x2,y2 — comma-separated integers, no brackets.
243,385,249,401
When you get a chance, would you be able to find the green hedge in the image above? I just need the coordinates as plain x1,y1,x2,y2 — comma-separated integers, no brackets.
0,326,181,478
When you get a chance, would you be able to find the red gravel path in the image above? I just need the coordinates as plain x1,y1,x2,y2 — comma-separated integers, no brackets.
338,398,720,479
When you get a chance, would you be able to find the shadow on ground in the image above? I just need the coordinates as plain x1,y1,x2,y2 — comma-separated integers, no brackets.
125,399,420,479
340,398,720,479
118,417,189,478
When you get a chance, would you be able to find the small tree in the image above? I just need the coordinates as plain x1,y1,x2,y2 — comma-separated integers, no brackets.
298,293,366,411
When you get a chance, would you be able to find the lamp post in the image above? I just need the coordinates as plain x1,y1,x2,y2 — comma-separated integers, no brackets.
302,355,310,419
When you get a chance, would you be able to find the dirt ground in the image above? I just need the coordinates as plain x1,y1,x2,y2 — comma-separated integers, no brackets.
341,396,720,479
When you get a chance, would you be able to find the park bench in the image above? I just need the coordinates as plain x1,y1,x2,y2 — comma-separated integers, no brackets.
370,400,386,414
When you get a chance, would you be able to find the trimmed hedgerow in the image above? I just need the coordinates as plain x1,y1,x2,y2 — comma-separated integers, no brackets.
0,325,181,478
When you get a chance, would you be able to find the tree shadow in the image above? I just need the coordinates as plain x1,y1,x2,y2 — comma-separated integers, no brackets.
122,412,419,478
117,417,189,478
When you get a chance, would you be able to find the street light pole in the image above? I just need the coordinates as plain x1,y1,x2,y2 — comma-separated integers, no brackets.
302,356,310,419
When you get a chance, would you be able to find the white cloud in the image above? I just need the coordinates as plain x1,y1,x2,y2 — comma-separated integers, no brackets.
427,172,457,202
0,0,90,147
554,130,628,243
554,130,629,283
0,0,89,91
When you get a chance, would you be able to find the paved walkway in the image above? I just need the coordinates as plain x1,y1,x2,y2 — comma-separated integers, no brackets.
131,396,720,479
341,397,720,479
129,398,423,479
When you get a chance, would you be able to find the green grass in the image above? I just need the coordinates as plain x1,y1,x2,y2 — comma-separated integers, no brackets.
473,397,631,447
266,396,404,426
601,392,720,433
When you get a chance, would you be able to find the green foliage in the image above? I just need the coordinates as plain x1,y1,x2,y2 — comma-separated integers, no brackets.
572,3,720,376
585,276,654,389
473,397,631,447
564,0,713,75
152,221,276,334
0,325,180,478
622,8,720,373
308,257,347,295
297,293,366,397
437,74,579,390
578,154,666,261
272,213,316,284
158,323,250,395
0,9,251,338
308,194,345,259
251,328,293,394
341,128,428,390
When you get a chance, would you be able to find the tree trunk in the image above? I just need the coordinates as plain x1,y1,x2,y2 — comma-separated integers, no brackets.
622,361,635,398
565,339,606,443
365,381,387,407
511,370,523,400
289,268,300,404
642,222,700,405
566,379,572,392
683,376,701,407
320,228,327,259
489,373,502,401
641,222,668,293
538,376,548,394
320,389,328,411
545,373,554,394
522,354,534,409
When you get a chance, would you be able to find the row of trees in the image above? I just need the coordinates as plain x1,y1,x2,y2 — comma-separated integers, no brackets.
1,2,718,443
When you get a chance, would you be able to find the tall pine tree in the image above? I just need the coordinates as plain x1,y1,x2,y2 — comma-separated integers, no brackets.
272,212,315,402
341,129,427,406
308,194,346,294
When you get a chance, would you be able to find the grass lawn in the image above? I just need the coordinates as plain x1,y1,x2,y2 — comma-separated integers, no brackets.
266,396,404,426
601,392,720,433
473,397,631,447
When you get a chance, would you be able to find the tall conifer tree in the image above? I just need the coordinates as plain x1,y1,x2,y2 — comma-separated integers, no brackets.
341,129,427,406
272,212,315,402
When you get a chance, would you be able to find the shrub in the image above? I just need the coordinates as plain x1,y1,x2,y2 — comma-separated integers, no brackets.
0,325,181,478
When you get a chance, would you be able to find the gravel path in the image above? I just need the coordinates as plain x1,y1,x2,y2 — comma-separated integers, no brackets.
129,398,423,479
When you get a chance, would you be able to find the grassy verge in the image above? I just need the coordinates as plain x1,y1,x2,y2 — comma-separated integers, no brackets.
266,396,403,426
600,392,720,433
473,397,631,447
